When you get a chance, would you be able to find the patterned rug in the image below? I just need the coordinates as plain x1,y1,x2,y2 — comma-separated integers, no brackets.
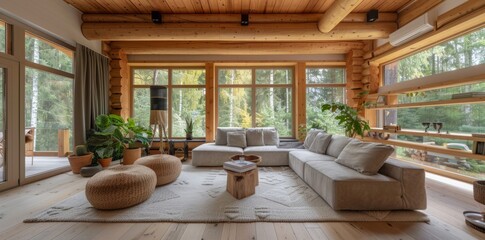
25,166,429,223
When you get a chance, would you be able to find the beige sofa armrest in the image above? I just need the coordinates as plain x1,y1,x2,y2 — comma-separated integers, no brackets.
378,158,427,209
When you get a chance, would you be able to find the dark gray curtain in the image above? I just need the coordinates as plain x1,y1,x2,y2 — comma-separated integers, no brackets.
74,44,109,146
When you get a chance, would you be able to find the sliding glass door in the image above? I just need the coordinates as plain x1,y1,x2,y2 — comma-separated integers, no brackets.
0,58,20,191
23,32,73,178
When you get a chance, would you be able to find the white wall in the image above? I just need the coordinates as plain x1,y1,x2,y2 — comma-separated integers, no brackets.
0,0,101,53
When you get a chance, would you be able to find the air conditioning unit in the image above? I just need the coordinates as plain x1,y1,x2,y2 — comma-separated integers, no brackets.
389,13,435,46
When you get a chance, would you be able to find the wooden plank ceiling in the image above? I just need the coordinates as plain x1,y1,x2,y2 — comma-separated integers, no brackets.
64,0,412,14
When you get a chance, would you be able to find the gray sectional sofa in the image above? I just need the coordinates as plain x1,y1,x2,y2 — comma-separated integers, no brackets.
192,127,427,211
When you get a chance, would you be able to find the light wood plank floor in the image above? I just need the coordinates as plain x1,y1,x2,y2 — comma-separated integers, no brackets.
1,165,485,239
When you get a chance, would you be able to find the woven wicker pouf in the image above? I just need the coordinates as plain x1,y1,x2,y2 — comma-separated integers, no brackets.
134,154,182,186
85,165,156,210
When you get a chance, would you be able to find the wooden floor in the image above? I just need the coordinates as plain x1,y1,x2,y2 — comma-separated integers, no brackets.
0,164,484,240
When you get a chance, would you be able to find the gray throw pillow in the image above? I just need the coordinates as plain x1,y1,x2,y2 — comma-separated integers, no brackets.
303,129,325,149
335,141,395,175
227,132,247,148
326,135,353,158
215,127,244,145
263,128,279,146
246,128,264,146
308,132,332,154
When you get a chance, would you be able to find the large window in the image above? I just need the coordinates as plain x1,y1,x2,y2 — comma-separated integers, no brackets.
306,67,346,134
132,68,206,138
24,32,74,152
381,27,485,180
217,67,293,137
24,32,74,177
384,28,485,85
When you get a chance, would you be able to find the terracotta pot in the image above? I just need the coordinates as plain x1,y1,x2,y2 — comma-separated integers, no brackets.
123,148,141,165
68,153,93,174
98,157,112,168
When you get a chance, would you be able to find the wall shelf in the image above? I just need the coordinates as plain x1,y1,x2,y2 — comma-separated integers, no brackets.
369,128,485,142
363,137,485,161
366,96,485,110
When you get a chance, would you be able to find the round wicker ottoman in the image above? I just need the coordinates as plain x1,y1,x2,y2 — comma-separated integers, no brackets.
85,165,157,210
134,154,182,186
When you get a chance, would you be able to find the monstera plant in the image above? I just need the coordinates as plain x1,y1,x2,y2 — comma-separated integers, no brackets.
321,103,370,138
87,114,152,165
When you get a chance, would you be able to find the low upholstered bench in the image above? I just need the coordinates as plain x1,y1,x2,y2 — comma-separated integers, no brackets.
85,165,157,210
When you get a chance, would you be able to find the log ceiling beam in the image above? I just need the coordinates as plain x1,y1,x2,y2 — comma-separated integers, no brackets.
436,0,485,28
317,0,365,33
398,0,443,27
109,41,365,55
82,13,397,23
82,22,396,41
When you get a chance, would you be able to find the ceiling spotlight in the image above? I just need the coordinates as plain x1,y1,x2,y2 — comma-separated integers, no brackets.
367,9,379,22
151,11,162,24
241,14,249,26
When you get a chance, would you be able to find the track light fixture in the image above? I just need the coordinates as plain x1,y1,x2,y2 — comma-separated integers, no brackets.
367,9,379,22
241,14,249,26
151,11,162,24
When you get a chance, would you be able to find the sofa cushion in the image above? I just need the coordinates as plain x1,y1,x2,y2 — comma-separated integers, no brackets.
215,127,244,145
246,128,265,146
243,146,293,166
304,161,403,210
308,132,332,154
192,143,243,166
336,141,394,175
303,129,326,149
263,128,279,146
227,132,247,148
289,150,336,179
325,135,353,158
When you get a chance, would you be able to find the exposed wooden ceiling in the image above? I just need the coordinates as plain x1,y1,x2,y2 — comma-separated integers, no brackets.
64,0,412,14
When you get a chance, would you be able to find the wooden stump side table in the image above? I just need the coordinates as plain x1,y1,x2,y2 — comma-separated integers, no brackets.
229,154,262,186
225,168,257,199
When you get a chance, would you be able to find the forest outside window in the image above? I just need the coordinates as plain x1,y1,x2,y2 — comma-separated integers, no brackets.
25,32,73,73
132,68,206,138
217,67,293,137
384,27,485,85
24,31,74,162
381,28,485,179
0,20,6,53
306,67,346,134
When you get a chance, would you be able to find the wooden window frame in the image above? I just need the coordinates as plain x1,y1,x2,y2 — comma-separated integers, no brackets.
131,66,206,139
304,66,347,132
23,31,74,79
372,28,485,182
215,66,296,138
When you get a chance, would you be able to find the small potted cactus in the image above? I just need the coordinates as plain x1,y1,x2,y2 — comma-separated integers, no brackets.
68,145,94,174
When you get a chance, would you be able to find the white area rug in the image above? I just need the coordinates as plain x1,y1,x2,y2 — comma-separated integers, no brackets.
25,166,429,223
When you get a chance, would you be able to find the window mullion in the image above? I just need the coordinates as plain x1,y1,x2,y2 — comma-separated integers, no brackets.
168,68,172,139
251,68,256,128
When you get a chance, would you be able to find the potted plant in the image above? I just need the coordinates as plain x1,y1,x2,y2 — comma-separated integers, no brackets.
68,145,93,174
87,114,152,165
122,118,152,165
184,116,193,140
87,114,125,162
96,145,114,168
321,103,370,138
